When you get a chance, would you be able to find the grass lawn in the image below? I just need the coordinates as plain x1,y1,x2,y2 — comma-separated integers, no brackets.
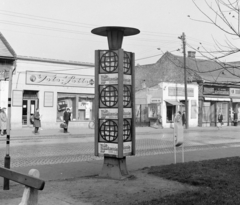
137,157,240,205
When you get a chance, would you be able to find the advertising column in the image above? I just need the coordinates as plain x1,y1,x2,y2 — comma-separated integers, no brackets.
92,26,139,179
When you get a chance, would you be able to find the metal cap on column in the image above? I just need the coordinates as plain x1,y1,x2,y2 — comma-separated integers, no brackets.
91,26,140,50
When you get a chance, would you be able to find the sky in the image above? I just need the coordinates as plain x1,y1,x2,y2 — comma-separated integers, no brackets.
0,0,239,65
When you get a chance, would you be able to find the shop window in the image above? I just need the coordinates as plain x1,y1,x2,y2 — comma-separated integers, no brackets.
57,93,94,121
191,100,197,119
148,103,160,118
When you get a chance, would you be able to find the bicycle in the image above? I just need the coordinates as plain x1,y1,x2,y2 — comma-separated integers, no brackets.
88,119,95,129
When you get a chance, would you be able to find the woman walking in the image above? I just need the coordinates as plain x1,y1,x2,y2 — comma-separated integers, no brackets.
0,108,8,136
33,108,41,134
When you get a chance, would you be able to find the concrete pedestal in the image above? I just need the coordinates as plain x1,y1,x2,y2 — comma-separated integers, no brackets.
99,156,129,179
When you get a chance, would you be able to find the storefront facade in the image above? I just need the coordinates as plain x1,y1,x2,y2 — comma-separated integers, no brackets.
10,57,94,128
199,84,240,127
135,82,199,128
160,82,198,128
230,88,240,125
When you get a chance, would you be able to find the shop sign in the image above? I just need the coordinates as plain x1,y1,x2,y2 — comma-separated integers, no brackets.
0,70,9,80
99,74,131,85
203,86,229,96
26,71,94,87
99,108,132,119
98,142,132,156
230,88,240,97
150,98,161,103
168,87,194,97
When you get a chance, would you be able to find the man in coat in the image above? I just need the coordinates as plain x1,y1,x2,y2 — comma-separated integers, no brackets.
33,108,41,134
63,108,71,133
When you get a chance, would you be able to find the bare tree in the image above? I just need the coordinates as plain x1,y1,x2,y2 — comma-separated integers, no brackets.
187,0,240,79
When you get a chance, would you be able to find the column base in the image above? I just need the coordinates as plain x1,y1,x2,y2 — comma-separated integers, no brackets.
99,156,129,179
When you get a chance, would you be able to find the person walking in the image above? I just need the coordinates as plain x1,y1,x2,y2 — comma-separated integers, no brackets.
182,111,186,128
63,108,71,133
233,111,238,126
217,112,223,129
33,108,41,134
174,111,182,125
0,108,7,136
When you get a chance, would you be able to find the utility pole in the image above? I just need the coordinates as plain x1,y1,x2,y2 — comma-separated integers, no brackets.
179,33,188,129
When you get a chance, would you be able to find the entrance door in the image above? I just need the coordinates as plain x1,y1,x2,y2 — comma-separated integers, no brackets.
22,99,38,126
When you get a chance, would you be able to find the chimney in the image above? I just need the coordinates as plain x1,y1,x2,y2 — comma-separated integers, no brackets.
141,80,147,89
188,51,196,58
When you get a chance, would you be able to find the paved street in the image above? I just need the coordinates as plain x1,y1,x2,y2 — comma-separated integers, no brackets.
0,126,240,205
0,126,240,168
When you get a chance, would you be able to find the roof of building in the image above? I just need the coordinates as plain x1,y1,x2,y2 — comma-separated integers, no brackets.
135,52,240,90
0,32,16,59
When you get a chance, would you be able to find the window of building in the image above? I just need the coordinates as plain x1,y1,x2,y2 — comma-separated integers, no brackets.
57,93,94,121
166,105,176,123
216,102,228,122
202,102,210,123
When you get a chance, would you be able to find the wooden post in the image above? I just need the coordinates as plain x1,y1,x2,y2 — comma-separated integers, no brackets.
19,169,40,205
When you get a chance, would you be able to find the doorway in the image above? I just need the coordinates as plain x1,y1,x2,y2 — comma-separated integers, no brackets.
22,99,38,126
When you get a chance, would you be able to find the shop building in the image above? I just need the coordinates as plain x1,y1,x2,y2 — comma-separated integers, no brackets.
135,51,240,128
0,33,95,129
199,84,240,127
9,57,94,129
136,82,199,128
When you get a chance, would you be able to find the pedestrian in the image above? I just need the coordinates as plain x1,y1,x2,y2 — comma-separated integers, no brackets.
233,111,238,126
63,108,71,133
182,111,186,128
217,112,223,129
0,108,7,135
174,111,182,125
33,108,41,134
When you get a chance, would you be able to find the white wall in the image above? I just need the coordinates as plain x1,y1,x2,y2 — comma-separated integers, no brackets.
160,82,199,128
0,81,9,111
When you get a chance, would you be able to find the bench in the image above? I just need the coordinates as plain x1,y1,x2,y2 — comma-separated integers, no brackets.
0,167,45,205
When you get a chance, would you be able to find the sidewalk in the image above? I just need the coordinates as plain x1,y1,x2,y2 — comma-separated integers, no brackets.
9,125,240,139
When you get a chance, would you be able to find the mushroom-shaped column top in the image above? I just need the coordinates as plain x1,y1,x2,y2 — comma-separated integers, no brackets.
91,26,140,50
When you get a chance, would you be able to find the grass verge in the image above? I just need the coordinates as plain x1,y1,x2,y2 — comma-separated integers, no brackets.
137,157,240,205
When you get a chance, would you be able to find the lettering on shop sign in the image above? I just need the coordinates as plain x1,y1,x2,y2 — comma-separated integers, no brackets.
230,88,240,97
203,86,229,96
168,87,194,97
26,71,94,87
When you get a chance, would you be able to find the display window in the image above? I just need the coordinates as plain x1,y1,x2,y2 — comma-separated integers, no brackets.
148,103,160,118
216,102,228,122
57,93,94,121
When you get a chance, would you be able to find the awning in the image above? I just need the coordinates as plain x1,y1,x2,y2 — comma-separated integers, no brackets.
232,98,240,103
205,97,230,101
165,100,183,106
